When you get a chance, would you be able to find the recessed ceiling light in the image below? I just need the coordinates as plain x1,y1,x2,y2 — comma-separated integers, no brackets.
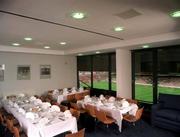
60,42,66,45
24,37,32,41
142,45,150,48
44,46,50,49
12,43,20,46
170,11,180,18
71,12,86,19
114,26,124,32
78,53,83,56
95,51,101,54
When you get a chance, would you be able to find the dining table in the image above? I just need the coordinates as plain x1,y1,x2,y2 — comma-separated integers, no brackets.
1,95,77,137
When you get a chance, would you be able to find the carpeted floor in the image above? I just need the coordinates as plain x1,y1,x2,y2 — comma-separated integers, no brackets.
56,115,179,137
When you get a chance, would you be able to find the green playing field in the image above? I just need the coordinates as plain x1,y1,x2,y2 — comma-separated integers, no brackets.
80,81,180,102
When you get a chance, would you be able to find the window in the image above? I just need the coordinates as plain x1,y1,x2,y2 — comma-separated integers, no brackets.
93,54,109,90
158,48,180,95
77,53,116,92
77,56,91,88
132,46,180,104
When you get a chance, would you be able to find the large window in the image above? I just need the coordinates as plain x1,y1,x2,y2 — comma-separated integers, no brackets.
132,46,180,104
77,53,116,92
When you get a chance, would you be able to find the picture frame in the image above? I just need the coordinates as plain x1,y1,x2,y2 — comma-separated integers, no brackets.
17,65,31,80
40,65,51,79
0,64,5,81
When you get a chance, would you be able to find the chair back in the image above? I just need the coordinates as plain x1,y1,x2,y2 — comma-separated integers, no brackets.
127,99,138,104
75,93,84,101
0,112,3,123
65,128,85,137
59,105,68,112
6,119,13,132
83,90,90,96
70,102,79,110
12,126,20,137
70,108,80,120
67,94,75,102
135,107,144,121
95,108,106,122
86,104,96,117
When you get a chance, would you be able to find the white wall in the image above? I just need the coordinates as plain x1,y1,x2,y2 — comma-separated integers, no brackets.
0,52,77,97
116,49,132,98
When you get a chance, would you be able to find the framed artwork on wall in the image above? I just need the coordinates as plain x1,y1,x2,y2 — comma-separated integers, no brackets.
0,64,5,81
17,65,31,80
40,65,51,79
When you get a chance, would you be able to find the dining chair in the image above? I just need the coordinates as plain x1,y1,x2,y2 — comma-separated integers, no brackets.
12,126,27,137
67,94,75,102
70,102,86,114
95,108,115,128
6,119,14,132
75,93,84,101
126,99,138,104
123,107,144,126
59,105,68,112
70,108,80,121
65,128,85,137
85,104,96,119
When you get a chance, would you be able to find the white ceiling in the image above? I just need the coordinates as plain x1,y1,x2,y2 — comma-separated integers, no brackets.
0,0,180,55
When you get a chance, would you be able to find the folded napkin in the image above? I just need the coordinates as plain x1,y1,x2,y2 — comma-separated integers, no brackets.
8,100,14,106
99,94,105,100
53,89,59,95
34,99,42,105
25,112,35,120
63,88,68,92
14,103,19,109
63,91,69,95
64,110,72,118
18,93,25,98
38,117,49,126
19,108,26,115
29,96,36,102
71,87,76,91
121,99,129,108
108,96,115,102
129,104,138,116
96,100,103,106
49,105,60,112
72,89,76,93
41,102,51,110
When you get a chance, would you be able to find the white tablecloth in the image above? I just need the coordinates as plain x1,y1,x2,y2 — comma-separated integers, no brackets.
2,100,77,137
53,90,89,104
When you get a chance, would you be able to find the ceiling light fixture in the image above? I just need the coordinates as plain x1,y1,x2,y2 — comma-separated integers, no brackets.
71,12,86,19
142,45,150,48
44,46,50,49
78,53,83,56
60,42,66,45
12,43,20,46
95,51,101,54
114,26,124,32
170,11,180,18
24,37,32,41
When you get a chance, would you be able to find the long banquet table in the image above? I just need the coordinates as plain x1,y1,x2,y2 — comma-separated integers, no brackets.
2,97,77,137
77,96,138,132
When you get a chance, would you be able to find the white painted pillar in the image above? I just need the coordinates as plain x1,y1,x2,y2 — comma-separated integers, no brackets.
116,49,132,98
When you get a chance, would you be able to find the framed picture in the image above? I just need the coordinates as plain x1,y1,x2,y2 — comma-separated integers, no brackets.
40,65,51,79
17,65,31,80
0,64,5,81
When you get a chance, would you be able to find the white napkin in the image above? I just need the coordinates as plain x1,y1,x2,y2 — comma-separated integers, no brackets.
30,96,36,102
18,93,25,98
129,104,138,116
64,110,72,118
14,103,19,109
96,100,103,106
9,100,14,106
121,99,129,108
71,87,76,91
99,94,105,100
108,96,115,102
49,105,60,112
34,99,42,105
41,102,51,110
53,89,59,95
19,108,26,115
25,112,35,120
38,117,49,126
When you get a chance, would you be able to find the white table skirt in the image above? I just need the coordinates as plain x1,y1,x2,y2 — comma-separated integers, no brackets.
3,102,77,137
